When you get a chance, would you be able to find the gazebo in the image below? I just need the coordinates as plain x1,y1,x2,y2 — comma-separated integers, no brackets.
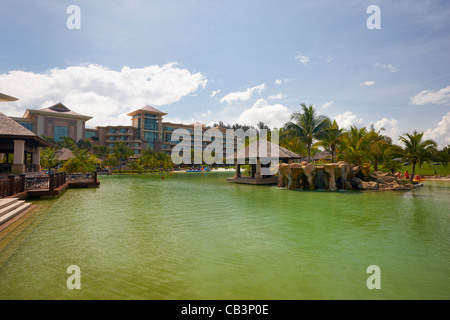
0,112,51,173
227,139,302,185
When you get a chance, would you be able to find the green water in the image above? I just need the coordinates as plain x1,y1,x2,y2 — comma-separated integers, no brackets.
0,172,449,299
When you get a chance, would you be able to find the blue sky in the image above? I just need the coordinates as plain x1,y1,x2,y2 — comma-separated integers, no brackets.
1,0,449,146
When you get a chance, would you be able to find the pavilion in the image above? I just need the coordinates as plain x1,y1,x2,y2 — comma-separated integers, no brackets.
0,112,51,174
227,139,302,185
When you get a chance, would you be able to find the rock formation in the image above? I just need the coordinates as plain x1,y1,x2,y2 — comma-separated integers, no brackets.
278,162,414,191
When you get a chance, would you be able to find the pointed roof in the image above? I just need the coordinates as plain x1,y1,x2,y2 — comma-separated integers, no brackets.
56,148,75,161
312,150,332,161
127,105,167,117
228,139,302,161
24,103,92,120
0,93,19,102
0,112,36,137
0,112,51,147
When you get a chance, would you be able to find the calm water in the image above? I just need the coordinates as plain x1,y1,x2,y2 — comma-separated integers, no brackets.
0,172,449,299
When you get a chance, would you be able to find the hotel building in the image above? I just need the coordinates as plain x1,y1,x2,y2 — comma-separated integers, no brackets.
10,103,231,159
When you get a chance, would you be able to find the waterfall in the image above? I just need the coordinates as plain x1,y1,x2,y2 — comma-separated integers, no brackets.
340,167,346,190
315,169,326,190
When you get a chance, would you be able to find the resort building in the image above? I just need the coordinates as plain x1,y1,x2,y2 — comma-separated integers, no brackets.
87,105,229,157
11,103,92,143
9,103,233,160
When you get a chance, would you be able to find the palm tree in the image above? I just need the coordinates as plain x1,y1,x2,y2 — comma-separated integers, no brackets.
110,141,133,173
398,131,437,182
57,136,76,151
365,125,392,171
76,139,92,151
62,149,99,173
283,104,331,162
338,126,368,165
40,147,59,172
93,145,110,164
316,120,344,162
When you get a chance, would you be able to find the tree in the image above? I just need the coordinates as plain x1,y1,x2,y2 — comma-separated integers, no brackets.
365,125,392,171
316,120,344,163
40,147,59,172
61,149,99,173
338,126,368,165
129,160,144,174
282,104,331,162
93,145,110,163
398,131,437,182
76,139,92,151
110,141,133,173
57,136,76,151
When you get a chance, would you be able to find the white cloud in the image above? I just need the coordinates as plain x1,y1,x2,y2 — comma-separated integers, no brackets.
274,78,292,85
294,54,310,66
0,63,207,127
334,111,363,129
374,62,398,73
410,85,450,105
220,83,266,104
268,93,285,100
321,101,334,109
361,81,375,86
371,118,400,141
423,112,450,148
237,99,290,129
210,89,221,97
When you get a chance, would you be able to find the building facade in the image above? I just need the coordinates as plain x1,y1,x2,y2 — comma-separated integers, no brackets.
11,103,232,161
11,103,92,143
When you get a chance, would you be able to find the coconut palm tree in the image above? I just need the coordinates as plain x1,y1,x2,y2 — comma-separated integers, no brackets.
56,136,76,151
398,131,437,182
283,104,331,162
338,126,368,165
365,125,392,171
110,141,133,173
40,147,59,172
316,120,344,163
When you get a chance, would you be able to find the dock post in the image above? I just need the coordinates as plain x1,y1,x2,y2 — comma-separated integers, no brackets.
49,173,55,191
93,171,98,183
19,174,26,192
8,174,16,196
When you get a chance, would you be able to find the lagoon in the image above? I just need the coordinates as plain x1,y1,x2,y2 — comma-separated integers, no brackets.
0,172,449,299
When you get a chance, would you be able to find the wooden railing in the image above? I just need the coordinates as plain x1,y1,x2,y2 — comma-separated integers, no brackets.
0,172,98,198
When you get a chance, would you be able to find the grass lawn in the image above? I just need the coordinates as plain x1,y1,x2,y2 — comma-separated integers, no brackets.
379,163,450,176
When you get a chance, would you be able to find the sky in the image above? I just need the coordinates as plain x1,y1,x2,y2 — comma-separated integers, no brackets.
0,0,449,147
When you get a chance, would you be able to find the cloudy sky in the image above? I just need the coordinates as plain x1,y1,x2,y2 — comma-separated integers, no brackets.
1,0,449,146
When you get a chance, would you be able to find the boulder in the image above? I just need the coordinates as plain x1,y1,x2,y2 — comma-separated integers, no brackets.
352,177,379,190
371,171,413,191
278,163,292,188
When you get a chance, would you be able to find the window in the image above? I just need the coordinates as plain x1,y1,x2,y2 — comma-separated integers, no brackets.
120,128,127,133
144,118,158,131
20,123,32,131
109,128,116,134
144,131,157,142
54,126,68,142
85,131,97,139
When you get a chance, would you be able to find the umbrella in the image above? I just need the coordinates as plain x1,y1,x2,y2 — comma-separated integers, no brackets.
0,92,19,102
